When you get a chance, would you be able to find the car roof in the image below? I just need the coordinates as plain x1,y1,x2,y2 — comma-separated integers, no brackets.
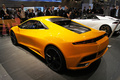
20,16,64,25
29,16,63,21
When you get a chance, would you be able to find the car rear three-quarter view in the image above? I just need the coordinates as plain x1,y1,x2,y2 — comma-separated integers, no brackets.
10,16,109,72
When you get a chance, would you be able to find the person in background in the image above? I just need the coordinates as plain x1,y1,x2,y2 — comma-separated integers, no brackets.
91,7,96,14
64,5,69,18
14,8,21,19
1,4,10,19
67,11,71,19
0,11,2,19
35,8,38,17
0,10,3,37
67,11,74,19
51,6,57,16
43,5,47,16
114,6,120,19
51,6,54,16
96,9,100,14
87,6,92,14
74,9,79,18
99,6,104,14
78,9,82,17
0,10,1,19
0,4,10,37
20,4,26,22
110,5,116,17
58,5,64,16
46,7,52,16
28,9,35,18
0,26,3,37
104,5,110,16
83,6,87,14
37,9,43,16
10,8,15,19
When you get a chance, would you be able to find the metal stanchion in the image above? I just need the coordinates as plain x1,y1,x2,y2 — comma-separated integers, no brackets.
108,19,120,48
109,20,120,39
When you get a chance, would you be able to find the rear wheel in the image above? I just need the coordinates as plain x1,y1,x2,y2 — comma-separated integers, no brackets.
10,31,18,46
45,46,66,72
100,25,112,36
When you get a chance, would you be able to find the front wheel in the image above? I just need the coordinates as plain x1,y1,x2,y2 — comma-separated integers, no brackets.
10,31,18,46
100,25,112,36
45,46,66,72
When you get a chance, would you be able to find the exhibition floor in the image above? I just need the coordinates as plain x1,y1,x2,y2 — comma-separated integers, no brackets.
0,35,120,80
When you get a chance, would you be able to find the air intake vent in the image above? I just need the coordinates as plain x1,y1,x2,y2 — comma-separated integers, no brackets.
80,53,97,62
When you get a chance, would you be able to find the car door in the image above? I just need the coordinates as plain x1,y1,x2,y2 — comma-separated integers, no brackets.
18,20,47,50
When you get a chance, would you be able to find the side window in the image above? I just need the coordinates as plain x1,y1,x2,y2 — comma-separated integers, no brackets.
20,21,31,29
28,21,37,29
35,21,45,29
19,20,45,29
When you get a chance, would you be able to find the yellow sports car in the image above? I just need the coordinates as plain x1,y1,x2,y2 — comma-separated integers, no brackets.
10,16,109,72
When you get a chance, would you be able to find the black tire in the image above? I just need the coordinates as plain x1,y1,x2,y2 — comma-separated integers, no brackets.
100,25,112,36
45,46,66,72
10,31,18,46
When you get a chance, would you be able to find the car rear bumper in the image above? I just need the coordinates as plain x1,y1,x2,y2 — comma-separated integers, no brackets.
62,36,109,70
67,47,108,70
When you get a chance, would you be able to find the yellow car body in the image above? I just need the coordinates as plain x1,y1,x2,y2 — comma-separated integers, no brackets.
10,16,109,71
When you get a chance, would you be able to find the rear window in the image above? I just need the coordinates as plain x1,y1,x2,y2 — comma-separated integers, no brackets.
48,18,91,34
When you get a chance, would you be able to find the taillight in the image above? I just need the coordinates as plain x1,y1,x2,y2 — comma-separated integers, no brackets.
72,33,106,45
73,39,95,45
73,41,87,45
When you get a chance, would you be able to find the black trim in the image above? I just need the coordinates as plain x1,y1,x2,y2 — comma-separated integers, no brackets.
48,18,71,22
80,47,107,62
73,33,107,44
80,53,97,62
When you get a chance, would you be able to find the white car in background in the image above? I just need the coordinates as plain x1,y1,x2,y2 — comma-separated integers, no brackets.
73,14,120,36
